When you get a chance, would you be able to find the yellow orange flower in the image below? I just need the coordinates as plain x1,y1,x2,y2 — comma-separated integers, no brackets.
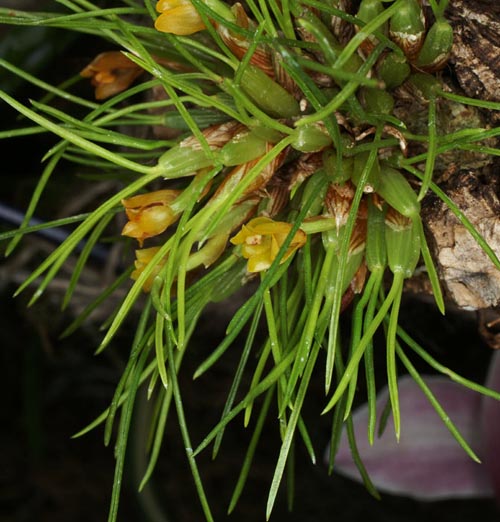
155,0,206,35
80,51,143,100
230,217,306,272
121,189,181,245
131,247,166,292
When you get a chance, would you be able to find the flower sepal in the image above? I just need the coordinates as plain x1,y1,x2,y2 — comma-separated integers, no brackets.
155,0,206,35
121,189,181,245
80,51,143,100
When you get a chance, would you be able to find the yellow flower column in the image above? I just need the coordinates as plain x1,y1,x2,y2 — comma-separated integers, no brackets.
230,217,306,272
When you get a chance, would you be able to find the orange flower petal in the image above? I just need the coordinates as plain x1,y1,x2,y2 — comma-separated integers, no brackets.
80,51,143,100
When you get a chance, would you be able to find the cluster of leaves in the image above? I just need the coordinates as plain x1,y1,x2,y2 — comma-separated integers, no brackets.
1,0,500,520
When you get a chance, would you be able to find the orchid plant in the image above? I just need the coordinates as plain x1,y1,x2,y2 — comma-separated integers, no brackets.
0,0,499,521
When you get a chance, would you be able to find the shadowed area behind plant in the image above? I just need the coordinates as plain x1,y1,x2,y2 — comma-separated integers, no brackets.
1,273,499,521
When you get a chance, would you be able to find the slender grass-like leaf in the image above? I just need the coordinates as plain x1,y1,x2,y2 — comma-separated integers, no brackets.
31,6,147,25
104,309,153,446
327,400,347,474
0,126,47,139
277,274,289,348
397,326,500,401
285,440,296,512
0,57,98,109
386,285,402,440
59,266,132,337
327,336,349,474
140,311,201,491
266,342,320,520
396,343,480,463
6,151,64,255
402,128,500,166
302,238,313,310
363,272,384,445
377,395,392,439
108,340,152,522
344,278,377,419
457,144,500,156
297,417,316,464
244,338,273,426
228,388,274,514
325,126,383,394
0,213,91,242
416,217,445,314
234,20,267,85
284,242,336,407
262,285,288,408
212,300,264,458
153,289,168,388
0,90,157,175
139,387,172,491
194,351,295,456
72,358,157,439
322,271,405,415
296,56,380,87
62,214,113,309
418,97,437,200
31,100,170,151
166,333,214,522
345,414,381,499
438,90,500,111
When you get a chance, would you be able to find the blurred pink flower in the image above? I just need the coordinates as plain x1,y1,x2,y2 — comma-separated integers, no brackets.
331,351,500,502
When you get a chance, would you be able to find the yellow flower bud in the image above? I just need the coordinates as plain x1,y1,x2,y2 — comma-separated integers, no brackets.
121,189,181,245
155,0,206,35
80,51,143,100
230,217,306,272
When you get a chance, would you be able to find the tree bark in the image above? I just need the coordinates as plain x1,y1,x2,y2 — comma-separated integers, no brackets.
416,0,500,311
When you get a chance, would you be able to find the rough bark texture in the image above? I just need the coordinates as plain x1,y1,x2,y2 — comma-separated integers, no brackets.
447,0,500,108
422,168,500,310
417,0,500,312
